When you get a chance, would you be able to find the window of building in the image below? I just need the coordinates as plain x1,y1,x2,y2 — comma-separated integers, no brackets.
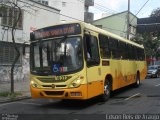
130,26,136,35
95,25,102,29
62,2,66,7
42,1,48,5
0,42,22,65
1,6,23,29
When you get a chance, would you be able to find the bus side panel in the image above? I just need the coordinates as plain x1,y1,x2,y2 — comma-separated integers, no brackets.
87,80,104,99
86,67,104,99
109,60,139,91
137,61,147,80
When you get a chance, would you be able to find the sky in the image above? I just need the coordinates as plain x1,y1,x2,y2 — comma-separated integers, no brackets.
89,0,160,20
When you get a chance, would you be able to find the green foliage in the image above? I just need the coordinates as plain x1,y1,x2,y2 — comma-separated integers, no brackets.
132,8,160,59
150,7,160,17
0,92,22,98
0,92,10,97
131,33,160,58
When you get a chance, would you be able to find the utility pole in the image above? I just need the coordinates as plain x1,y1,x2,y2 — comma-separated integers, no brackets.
127,0,130,39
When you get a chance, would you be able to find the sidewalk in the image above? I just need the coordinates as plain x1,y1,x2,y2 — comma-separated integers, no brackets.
0,80,31,103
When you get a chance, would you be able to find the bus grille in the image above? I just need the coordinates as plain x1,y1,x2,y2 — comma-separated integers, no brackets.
44,91,64,96
42,85,66,88
37,77,72,83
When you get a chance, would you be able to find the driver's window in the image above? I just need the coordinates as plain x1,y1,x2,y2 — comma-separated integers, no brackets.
85,34,100,66
33,45,40,67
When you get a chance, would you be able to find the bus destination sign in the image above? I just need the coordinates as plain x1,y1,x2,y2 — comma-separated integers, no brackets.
31,23,81,40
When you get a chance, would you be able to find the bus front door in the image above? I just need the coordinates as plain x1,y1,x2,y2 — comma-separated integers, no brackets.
84,34,103,99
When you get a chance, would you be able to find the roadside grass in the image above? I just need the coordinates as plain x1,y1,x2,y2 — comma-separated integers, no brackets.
0,92,22,99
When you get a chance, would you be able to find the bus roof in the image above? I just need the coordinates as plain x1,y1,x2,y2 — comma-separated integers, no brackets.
32,21,144,49
81,22,144,49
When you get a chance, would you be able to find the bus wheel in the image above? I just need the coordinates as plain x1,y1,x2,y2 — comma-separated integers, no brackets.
134,74,140,87
100,79,111,102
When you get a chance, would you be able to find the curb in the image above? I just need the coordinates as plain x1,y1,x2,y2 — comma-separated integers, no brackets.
0,96,31,104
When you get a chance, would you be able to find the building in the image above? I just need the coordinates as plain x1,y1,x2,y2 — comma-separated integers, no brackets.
49,0,94,23
92,11,137,39
0,0,60,82
137,16,160,34
49,0,84,22
0,0,60,43
84,0,94,23
32,0,49,5
137,16,160,65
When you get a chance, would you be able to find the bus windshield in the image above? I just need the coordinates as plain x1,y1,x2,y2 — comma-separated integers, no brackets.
30,36,83,75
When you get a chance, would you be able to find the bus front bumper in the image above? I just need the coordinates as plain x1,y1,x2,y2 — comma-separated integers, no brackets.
30,84,88,100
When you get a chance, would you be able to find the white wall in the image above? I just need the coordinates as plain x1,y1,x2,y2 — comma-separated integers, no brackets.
49,0,84,22
0,0,60,43
0,24,24,43
0,0,60,83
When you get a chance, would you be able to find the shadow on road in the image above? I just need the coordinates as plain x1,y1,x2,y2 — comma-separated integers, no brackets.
36,84,142,110
39,97,102,110
111,84,139,99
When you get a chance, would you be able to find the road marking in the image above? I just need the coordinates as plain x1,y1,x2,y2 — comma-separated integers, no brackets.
124,93,141,101
155,83,160,87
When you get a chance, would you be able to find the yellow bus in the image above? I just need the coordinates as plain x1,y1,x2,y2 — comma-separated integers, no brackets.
30,22,147,101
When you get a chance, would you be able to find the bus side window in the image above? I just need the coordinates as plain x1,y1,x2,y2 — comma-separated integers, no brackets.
84,34,100,66
85,35,92,58
109,38,118,59
118,41,126,60
98,34,110,58
137,48,143,60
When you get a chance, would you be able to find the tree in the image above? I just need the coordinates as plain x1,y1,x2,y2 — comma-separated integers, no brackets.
0,0,21,93
150,7,160,59
150,7,160,17
132,7,160,65
131,33,160,61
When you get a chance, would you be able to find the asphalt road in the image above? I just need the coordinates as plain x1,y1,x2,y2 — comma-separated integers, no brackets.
0,78,160,119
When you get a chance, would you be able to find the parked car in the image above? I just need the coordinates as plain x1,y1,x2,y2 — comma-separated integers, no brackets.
147,65,160,78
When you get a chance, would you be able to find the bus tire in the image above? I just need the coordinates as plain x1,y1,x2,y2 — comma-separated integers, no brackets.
100,79,111,102
134,73,140,87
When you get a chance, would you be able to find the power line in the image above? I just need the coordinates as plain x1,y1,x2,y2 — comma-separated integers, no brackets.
18,0,84,22
130,0,150,24
102,26,127,33
78,0,117,15
79,0,117,13
102,26,136,37
124,0,150,35
79,0,129,21
94,2,117,14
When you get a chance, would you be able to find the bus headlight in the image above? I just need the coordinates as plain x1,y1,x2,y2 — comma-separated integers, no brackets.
30,80,39,88
69,76,84,88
